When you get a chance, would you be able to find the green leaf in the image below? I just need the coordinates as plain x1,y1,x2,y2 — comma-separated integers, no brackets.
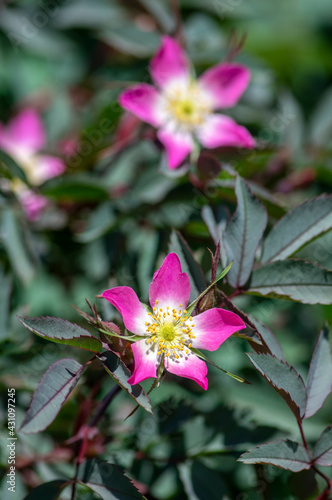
0,266,12,341
75,202,116,243
41,175,110,201
98,351,152,414
224,176,267,288
169,230,207,301
247,260,332,304
249,317,285,361
261,195,332,263
77,459,143,499
18,316,102,353
178,461,229,500
0,148,29,184
305,325,332,418
239,439,311,472
312,426,332,466
19,358,85,434
0,207,35,285
247,353,307,419
24,480,69,500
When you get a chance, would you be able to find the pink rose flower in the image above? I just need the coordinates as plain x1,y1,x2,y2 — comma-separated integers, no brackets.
119,36,255,169
0,108,65,219
102,253,245,390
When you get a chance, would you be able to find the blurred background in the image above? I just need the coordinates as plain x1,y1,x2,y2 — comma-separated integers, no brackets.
1,1,332,498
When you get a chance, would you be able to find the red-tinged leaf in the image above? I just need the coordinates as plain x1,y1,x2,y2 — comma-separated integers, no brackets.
305,325,332,418
250,317,285,361
98,351,152,414
19,359,85,434
247,353,307,419
239,439,311,472
24,480,69,499
19,316,102,353
77,459,144,499
312,426,332,466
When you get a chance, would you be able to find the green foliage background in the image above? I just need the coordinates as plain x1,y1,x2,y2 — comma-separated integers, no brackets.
1,1,332,499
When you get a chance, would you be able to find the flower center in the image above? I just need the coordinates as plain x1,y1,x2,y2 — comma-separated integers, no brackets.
163,81,212,131
144,300,196,360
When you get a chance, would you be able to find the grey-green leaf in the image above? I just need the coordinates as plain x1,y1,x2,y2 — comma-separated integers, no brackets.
262,195,332,263
19,358,84,434
247,260,332,304
19,316,102,353
24,480,69,500
305,325,332,418
98,351,152,414
249,317,285,361
77,459,143,499
239,440,311,472
224,176,267,288
312,426,332,466
0,266,12,341
247,353,307,419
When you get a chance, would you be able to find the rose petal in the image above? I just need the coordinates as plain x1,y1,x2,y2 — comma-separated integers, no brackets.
197,114,255,149
150,36,190,89
165,350,208,390
20,191,48,221
37,155,66,182
157,127,194,169
199,63,250,109
127,339,159,385
102,287,150,335
119,84,163,127
6,108,45,153
191,308,246,351
149,253,191,312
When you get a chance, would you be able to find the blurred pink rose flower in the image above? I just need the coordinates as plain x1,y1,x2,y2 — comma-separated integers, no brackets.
102,253,245,389
0,108,65,220
119,36,255,169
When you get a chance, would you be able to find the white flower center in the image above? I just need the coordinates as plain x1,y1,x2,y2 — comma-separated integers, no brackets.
144,300,196,360
160,80,212,132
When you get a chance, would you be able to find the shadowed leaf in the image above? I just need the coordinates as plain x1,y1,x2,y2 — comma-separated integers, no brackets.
312,426,332,466
20,359,85,434
24,480,69,499
239,439,311,472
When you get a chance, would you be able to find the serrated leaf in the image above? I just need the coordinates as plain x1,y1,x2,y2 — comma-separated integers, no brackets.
224,176,267,288
24,480,69,500
20,358,85,434
312,426,332,466
305,325,332,418
247,353,307,419
239,440,311,472
169,230,207,301
77,459,143,499
247,260,332,304
19,316,102,353
249,317,285,361
262,195,332,263
98,351,152,414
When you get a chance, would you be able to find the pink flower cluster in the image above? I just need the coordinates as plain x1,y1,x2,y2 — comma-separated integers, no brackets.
103,253,245,389
0,108,65,220
119,36,254,169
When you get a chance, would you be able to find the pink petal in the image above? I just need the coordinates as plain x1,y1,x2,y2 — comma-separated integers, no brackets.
157,127,194,169
150,36,190,89
197,114,255,150
149,253,190,312
102,287,150,335
165,350,208,390
127,339,159,385
20,191,48,221
6,108,45,153
38,155,66,181
191,308,246,351
119,84,162,127
199,63,250,109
